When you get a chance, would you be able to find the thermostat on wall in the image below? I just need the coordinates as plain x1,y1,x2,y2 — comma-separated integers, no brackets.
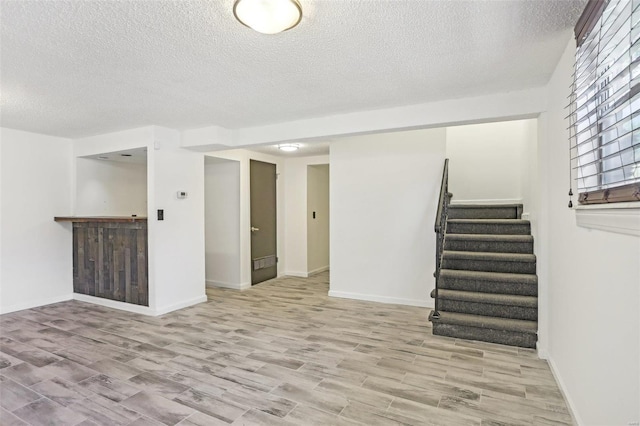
177,191,188,199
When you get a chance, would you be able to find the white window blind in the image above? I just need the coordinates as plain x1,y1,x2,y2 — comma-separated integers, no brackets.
569,0,640,204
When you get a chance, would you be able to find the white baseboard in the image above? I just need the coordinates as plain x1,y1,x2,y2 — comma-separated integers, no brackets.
283,271,309,278
544,354,583,426
206,279,251,291
283,266,330,278
154,295,208,316
328,290,431,308
73,293,208,317
308,266,330,275
536,343,548,360
0,293,74,315
451,198,523,205
73,293,156,315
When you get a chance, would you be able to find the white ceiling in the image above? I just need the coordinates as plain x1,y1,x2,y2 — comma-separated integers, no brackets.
1,0,586,139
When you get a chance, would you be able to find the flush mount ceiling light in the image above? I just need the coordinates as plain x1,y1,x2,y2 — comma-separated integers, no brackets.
233,0,302,34
278,144,300,152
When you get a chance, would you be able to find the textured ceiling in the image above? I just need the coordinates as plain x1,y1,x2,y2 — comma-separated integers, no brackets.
1,0,586,139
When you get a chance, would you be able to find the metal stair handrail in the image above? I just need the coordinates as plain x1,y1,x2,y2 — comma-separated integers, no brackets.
433,158,451,319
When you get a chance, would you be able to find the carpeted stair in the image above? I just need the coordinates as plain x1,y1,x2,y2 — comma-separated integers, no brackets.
429,204,538,348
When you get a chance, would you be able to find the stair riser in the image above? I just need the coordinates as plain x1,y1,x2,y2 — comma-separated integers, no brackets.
444,240,533,254
436,299,537,321
439,276,538,296
448,208,519,220
447,222,531,235
442,258,537,274
432,323,537,348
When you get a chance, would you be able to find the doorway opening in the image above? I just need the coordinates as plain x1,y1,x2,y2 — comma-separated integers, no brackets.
204,156,241,290
307,164,330,275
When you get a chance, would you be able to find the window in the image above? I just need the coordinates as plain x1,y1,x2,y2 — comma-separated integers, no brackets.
569,0,640,204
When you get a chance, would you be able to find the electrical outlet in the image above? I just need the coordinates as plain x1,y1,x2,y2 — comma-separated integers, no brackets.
157,209,164,221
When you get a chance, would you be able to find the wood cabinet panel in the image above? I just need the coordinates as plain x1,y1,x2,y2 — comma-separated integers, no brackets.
72,221,148,306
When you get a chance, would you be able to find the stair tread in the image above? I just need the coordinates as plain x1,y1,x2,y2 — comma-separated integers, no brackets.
449,204,523,209
448,219,530,224
429,311,537,333
434,289,537,307
443,250,536,262
440,269,538,284
445,234,533,241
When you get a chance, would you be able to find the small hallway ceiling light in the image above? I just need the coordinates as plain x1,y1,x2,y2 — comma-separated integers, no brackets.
233,0,302,34
278,144,300,152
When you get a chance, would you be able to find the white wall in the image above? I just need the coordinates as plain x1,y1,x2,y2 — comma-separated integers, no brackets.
0,128,73,314
446,120,536,207
307,164,330,274
148,127,207,314
204,149,285,286
329,128,446,306
282,155,329,277
204,157,241,289
75,158,147,216
539,39,640,425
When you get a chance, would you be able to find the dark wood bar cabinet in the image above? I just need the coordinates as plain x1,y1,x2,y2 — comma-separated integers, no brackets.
54,217,148,306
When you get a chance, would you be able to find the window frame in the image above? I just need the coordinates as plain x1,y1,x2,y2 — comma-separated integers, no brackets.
571,0,640,205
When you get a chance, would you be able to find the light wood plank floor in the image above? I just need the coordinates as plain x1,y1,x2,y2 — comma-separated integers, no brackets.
0,272,573,425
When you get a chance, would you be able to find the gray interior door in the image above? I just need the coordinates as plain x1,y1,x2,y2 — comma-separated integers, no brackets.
250,160,277,285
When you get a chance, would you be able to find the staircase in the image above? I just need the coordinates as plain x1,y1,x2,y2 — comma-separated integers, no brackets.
429,204,538,348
